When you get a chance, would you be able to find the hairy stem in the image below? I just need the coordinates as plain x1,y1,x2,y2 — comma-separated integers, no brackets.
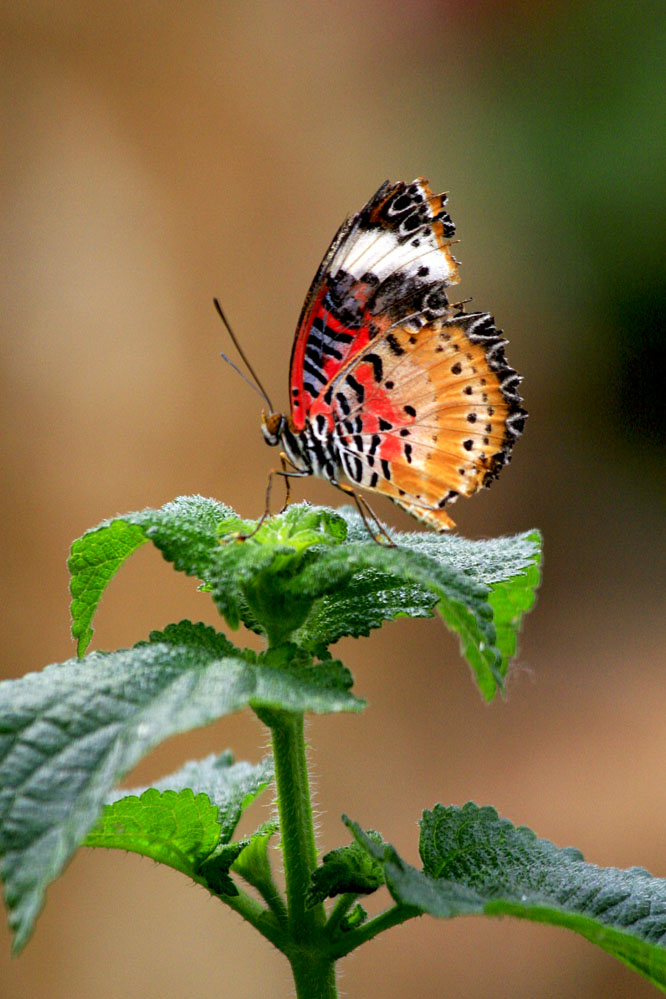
221,887,288,952
265,710,324,935
329,903,418,960
257,707,337,998
288,949,338,999
326,893,359,935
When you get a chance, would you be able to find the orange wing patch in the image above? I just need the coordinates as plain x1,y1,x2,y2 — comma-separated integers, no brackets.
333,312,525,530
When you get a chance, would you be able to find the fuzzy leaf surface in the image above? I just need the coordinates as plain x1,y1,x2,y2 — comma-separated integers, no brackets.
86,751,273,889
69,495,232,655
290,513,541,699
103,751,274,842
69,499,540,699
86,789,225,880
347,804,666,991
231,821,279,886
0,621,360,951
212,506,541,698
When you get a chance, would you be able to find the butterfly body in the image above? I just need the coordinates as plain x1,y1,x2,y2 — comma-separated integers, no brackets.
262,178,526,531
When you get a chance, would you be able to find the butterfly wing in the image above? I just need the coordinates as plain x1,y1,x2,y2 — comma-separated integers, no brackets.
288,178,460,431
329,311,525,529
288,178,525,530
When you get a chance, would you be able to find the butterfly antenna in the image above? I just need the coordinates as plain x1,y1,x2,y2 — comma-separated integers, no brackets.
213,298,274,411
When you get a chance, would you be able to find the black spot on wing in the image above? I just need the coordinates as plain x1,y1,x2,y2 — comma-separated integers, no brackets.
336,392,350,416
342,450,363,483
386,333,405,356
345,373,365,403
364,352,383,382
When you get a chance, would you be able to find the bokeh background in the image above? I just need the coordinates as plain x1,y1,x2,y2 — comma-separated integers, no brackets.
2,2,665,996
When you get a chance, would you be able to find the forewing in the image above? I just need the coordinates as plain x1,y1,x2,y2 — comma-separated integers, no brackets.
330,312,526,530
289,178,460,430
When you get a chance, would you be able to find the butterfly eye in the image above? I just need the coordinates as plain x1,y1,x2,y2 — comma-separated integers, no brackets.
261,411,284,447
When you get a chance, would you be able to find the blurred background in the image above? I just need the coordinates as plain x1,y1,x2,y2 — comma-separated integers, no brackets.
1,1,665,996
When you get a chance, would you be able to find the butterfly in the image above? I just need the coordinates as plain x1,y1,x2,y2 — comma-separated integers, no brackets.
227,178,526,534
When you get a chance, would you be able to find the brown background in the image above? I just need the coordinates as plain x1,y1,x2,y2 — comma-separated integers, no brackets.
1,2,665,997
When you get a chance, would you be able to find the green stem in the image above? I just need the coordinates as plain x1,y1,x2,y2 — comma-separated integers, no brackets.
249,868,289,926
328,903,418,960
288,949,338,999
258,707,337,998
221,887,288,952
326,893,359,935
233,838,288,926
266,709,324,935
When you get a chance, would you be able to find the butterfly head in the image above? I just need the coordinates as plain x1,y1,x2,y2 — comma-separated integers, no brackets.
261,410,285,448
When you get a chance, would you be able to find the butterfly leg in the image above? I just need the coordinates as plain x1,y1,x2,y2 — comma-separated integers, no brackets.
275,451,304,513
331,480,396,547
225,460,309,543
254,460,309,526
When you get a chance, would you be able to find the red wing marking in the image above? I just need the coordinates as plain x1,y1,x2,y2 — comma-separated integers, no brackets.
288,179,460,431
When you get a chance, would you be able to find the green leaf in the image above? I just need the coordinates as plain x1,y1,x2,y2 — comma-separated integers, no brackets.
69,519,148,656
346,804,666,991
209,505,352,645
291,513,541,699
485,532,542,665
293,509,439,651
307,835,385,907
340,902,367,930
85,752,273,893
85,788,224,876
231,821,279,886
69,495,233,655
69,499,540,699
196,840,248,897
105,751,274,841
0,621,361,952
230,821,286,920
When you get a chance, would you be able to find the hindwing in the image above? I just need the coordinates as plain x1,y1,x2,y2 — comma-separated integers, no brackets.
329,312,526,529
